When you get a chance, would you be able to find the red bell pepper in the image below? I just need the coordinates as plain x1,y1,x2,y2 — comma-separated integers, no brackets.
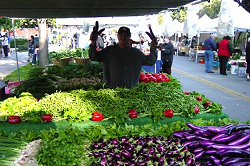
163,109,174,118
92,112,104,121
194,106,200,114
42,114,53,122
128,109,137,119
8,116,21,124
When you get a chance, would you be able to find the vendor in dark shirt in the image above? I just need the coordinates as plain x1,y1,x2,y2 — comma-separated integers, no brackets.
89,26,158,89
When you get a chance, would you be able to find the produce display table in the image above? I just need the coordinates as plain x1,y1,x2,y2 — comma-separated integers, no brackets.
142,60,163,73
0,112,229,134
190,49,205,63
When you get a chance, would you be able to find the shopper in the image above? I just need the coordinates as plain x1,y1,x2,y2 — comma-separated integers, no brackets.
88,26,158,89
1,34,9,58
204,34,217,73
217,36,233,75
27,35,36,62
159,37,174,75
246,37,250,81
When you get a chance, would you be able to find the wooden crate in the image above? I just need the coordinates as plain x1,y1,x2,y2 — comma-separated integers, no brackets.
74,57,90,65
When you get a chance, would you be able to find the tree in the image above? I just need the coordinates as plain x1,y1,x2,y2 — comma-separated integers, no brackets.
199,0,221,19
0,18,56,30
170,7,188,23
0,18,12,31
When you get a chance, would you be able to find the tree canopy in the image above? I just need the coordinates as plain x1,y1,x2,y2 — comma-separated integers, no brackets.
0,18,56,31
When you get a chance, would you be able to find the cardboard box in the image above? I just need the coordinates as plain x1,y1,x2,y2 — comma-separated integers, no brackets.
180,46,190,52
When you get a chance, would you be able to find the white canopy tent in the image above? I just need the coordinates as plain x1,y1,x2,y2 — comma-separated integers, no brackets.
231,0,250,32
196,14,218,33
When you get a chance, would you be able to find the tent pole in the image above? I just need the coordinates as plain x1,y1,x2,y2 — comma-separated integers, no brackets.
196,34,200,63
12,18,21,84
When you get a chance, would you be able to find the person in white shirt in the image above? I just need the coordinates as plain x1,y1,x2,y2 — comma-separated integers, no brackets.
1,34,9,58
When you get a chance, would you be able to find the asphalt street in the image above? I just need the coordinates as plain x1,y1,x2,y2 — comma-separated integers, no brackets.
172,55,250,122
0,49,29,79
0,50,249,122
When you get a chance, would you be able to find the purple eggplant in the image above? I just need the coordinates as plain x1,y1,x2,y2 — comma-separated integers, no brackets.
205,161,214,166
228,134,250,146
182,140,193,147
172,132,185,139
228,124,250,134
205,149,217,155
186,157,194,166
210,156,220,165
194,150,205,160
212,141,250,150
100,158,108,165
219,149,250,158
207,126,227,134
121,150,131,158
223,123,234,128
222,157,250,165
196,136,210,141
186,123,200,131
198,129,216,138
211,133,227,142
216,148,227,155
184,133,197,141
228,162,250,166
188,141,200,149
194,147,204,153
215,134,239,143
200,140,215,146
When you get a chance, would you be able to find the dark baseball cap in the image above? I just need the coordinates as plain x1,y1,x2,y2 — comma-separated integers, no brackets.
118,27,131,35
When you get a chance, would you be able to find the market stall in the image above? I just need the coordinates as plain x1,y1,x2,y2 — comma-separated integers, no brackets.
190,48,205,63
142,60,163,73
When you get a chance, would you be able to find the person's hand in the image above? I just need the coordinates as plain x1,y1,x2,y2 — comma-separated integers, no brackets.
90,32,97,41
150,39,157,49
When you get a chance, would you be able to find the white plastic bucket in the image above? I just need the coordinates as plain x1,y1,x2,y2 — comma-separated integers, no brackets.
231,65,238,75
238,67,246,77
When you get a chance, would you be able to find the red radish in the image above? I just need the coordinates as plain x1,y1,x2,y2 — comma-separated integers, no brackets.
194,106,200,114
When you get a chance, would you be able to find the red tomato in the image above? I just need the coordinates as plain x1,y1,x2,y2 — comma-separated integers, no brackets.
194,106,200,114
183,91,190,95
42,114,53,122
8,116,21,124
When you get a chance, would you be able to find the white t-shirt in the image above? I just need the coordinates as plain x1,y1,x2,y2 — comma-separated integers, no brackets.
2,37,9,46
